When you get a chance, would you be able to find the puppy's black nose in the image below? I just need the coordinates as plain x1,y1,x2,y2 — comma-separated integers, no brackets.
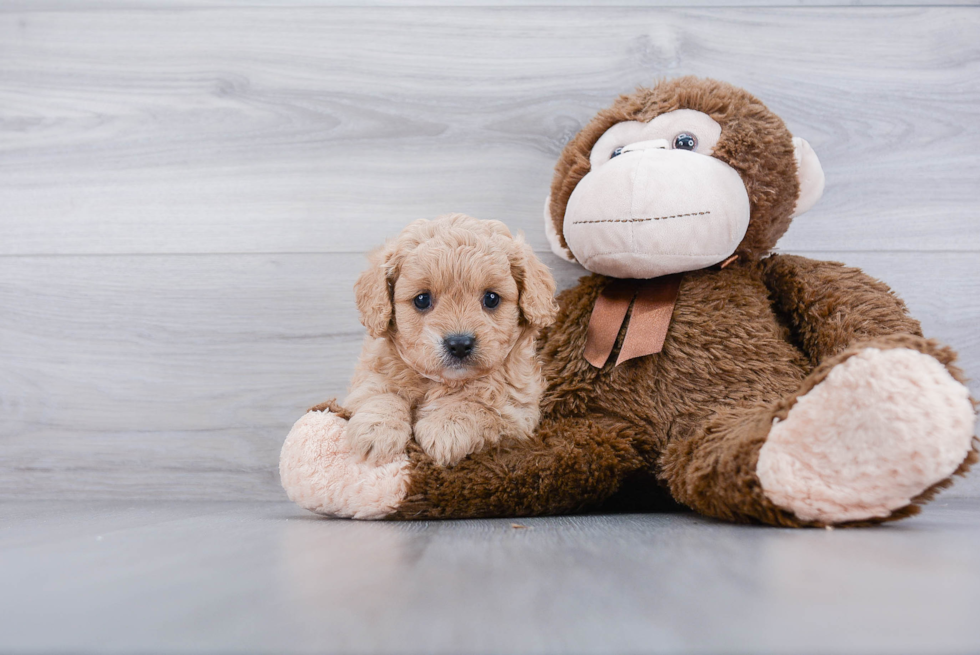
444,333,476,360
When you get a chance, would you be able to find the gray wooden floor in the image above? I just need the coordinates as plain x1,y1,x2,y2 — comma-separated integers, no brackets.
2,498,980,654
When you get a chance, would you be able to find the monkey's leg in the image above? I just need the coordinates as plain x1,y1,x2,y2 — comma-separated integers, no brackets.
661,336,977,527
281,402,645,520
392,414,644,519
280,401,414,520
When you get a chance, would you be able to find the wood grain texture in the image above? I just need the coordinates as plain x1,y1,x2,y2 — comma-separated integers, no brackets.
2,4,978,502
3,499,980,653
5,0,979,9
2,251,977,500
1,7,979,256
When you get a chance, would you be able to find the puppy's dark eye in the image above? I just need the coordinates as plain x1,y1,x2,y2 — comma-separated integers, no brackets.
482,291,500,309
673,133,698,151
413,292,431,311
610,146,624,159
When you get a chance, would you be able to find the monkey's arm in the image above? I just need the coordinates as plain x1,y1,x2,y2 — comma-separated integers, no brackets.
760,254,923,366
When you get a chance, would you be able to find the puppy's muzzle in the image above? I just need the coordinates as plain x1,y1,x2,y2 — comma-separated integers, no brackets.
443,333,476,361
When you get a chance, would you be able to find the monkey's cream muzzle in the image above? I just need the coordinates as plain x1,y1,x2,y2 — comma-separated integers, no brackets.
562,139,751,279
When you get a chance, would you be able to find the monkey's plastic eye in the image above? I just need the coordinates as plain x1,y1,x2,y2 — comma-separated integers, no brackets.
483,291,500,309
413,293,431,310
673,133,698,151
610,147,624,159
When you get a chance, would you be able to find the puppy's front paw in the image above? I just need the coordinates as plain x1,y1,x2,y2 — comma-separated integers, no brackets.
414,412,485,467
345,411,412,465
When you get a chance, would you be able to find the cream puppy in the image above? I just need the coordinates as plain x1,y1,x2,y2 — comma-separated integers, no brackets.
345,213,558,466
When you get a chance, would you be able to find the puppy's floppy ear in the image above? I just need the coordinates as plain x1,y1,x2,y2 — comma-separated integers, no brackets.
508,234,559,331
354,240,399,338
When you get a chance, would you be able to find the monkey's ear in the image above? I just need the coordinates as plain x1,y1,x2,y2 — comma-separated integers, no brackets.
510,234,559,331
791,137,826,218
354,241,398,338
542,194,576,263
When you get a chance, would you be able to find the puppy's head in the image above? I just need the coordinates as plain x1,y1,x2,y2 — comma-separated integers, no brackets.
354,213,558,382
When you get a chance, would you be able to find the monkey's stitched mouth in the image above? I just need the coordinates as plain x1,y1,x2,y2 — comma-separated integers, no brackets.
571,211,710,225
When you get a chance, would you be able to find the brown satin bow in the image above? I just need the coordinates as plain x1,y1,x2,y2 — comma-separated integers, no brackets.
584,274,683,368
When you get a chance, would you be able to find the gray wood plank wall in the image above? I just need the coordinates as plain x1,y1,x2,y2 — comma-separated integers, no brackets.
2,3,978,500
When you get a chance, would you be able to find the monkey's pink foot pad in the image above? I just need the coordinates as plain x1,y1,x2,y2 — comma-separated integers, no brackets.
280,411,410,519
757,347,976,524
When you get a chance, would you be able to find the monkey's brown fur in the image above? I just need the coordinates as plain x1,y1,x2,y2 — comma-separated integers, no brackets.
384,78,976,525
393,261,974,525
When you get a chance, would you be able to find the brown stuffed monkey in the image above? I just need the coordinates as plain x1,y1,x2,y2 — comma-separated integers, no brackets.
280,77,977,527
